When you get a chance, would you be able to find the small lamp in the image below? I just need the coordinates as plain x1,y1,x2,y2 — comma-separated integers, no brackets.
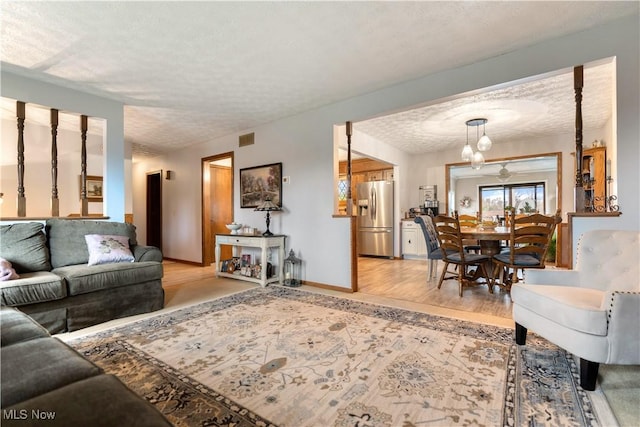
255,197,281,236
284,249,301,287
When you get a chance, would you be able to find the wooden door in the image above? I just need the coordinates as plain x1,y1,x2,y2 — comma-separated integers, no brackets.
210,164,233,261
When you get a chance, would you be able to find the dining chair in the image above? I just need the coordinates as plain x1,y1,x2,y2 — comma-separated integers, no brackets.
458,212,481,253
414,215,447,281
432,213,493,297
458,213,478,227
492,209,561,291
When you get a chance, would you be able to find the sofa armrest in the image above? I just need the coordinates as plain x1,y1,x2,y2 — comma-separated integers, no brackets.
606,291,640,364
524,269,581,286
132,245,162,263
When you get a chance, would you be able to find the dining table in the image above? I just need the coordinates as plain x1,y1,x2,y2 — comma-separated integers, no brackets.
460,225,510,256
459,225,510,288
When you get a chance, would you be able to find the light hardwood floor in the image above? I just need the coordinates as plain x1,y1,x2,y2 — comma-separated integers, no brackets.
159,257,514,321
357,256,514,319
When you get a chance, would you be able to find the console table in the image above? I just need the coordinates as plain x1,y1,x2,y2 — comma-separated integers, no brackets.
215,234,286,287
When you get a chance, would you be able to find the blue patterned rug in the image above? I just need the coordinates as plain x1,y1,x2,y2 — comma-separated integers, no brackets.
69,287,601,426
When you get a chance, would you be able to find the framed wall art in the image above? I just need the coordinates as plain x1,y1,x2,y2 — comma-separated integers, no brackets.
239,162,282,208
79,175,103,202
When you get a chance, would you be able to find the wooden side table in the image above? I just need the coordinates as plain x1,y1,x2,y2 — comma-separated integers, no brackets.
214,234,286,287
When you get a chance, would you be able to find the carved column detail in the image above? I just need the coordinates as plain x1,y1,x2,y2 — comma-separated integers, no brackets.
16,101,26,217
574,65,585,212
51,109,59,216
80,115,89,216
346,121,353,216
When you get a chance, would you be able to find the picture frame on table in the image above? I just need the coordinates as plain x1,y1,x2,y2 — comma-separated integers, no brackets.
239,162,282,208
241,254,252,267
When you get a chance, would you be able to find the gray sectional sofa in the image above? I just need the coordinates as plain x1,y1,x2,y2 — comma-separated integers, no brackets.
0,218,164,333
1,306,172,426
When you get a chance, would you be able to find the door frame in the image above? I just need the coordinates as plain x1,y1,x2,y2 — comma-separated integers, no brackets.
201,152,234,266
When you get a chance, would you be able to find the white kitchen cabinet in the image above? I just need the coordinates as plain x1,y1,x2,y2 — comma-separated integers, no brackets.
401,220,427,259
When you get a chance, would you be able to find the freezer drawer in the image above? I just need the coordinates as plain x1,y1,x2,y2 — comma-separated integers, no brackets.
358,228,393,258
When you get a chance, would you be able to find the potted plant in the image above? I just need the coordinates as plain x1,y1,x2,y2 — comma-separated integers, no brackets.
546,232,557,263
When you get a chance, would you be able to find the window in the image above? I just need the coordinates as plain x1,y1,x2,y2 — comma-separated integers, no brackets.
479,182,546,219
337,178,348,201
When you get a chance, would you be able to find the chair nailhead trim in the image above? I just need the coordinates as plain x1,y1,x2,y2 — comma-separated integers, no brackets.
607,291,640,325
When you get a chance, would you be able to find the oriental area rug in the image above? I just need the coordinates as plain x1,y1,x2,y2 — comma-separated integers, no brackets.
68,287,602,427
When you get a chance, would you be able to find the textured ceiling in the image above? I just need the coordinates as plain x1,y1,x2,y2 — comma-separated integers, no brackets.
1,2,636,160
355,61,613,154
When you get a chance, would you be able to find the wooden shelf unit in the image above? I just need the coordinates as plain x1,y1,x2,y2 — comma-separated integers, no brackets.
578,146,606,211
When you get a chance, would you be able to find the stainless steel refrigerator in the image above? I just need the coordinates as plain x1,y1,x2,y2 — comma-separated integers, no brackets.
357,180,394,257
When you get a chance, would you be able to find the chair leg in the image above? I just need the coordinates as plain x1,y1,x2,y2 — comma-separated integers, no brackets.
457,265,464,297
437,262,449,289
579,358,599,391
512,268,520,284
427,259,434,280
515,323,527,345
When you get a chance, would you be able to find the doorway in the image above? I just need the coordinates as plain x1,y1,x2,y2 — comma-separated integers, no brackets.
146,171,163,250
202,152,234,266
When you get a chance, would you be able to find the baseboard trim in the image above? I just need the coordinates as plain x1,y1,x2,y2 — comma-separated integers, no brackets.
163,257,204,267
302,281,353,293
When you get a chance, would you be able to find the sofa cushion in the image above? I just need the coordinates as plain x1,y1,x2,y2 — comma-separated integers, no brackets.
0,307,50,347
3,374,173,427
46,219,138,268
0,222,51,273
511,284,608,336
53,261,163,296
0,337,102,408
0,272,66,306
85,234,135,266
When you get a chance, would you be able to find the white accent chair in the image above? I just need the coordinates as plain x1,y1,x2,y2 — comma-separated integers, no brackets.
511,230,640,391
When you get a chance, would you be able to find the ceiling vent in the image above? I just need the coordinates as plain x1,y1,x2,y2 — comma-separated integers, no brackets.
239,132,255,147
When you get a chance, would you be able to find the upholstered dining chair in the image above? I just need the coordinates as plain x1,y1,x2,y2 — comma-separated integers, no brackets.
492,209,561,290
414,215,445,281
432,213,493,297
511,229,640,391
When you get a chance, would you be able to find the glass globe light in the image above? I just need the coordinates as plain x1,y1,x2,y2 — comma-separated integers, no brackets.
471,151,485,170
477,133,492,151
461,144,474,162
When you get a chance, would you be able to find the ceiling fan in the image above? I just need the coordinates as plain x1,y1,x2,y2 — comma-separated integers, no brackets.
496,163,512,182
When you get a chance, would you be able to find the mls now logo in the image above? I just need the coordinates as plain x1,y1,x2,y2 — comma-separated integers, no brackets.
3,409,56,420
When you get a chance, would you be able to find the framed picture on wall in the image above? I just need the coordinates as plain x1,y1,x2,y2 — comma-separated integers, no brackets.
79,175,103,202
239,162,282,208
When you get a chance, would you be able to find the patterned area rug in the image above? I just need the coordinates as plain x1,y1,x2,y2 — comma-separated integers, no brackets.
68,287,601,427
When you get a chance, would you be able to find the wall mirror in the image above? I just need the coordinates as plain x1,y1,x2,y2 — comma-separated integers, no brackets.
445,152,561,219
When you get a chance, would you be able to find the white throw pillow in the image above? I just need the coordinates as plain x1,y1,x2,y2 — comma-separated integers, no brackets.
84,234,135,266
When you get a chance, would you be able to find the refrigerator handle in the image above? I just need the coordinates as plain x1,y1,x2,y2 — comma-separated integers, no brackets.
371,186,377,221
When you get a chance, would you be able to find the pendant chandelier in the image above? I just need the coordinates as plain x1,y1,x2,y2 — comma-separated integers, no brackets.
461,118,493,169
